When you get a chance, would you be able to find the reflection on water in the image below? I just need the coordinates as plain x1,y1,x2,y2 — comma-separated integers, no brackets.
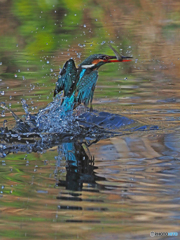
0,129,180,239
57,142,105,193
0,74,180,240
1,0,180,239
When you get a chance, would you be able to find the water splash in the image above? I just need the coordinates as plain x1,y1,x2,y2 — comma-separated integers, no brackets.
1,102,20,122
21,99,30,115
35,93,79,133
1,93,158,148
0,92,81,134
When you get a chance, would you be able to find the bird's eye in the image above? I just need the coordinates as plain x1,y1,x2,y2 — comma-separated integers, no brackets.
100,56,107,60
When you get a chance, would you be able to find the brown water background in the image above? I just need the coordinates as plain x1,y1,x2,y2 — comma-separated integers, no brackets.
0,1,180,239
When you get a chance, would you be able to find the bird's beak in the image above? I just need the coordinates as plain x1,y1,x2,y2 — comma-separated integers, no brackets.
106,55,132,63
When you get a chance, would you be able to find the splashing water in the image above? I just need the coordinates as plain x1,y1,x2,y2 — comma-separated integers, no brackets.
1,93,85,135
35,93,81,133
1,92,158,146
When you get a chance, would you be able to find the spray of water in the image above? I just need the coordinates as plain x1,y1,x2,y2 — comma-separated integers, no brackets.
1,92,84,134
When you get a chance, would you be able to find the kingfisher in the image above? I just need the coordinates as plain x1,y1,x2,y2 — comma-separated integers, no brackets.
54,45,132,111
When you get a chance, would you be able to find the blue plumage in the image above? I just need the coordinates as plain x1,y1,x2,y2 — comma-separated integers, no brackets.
54,59,77,97
53,52,132,111
76,70,98,106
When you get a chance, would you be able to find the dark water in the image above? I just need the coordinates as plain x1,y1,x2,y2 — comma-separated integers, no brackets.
1,1,180,239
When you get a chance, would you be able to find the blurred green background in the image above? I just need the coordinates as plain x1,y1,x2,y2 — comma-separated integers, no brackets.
0,0,180,111
1,1,180,239
1,0,179,81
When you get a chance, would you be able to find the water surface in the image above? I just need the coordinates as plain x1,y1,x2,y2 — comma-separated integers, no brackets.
1,1,180,239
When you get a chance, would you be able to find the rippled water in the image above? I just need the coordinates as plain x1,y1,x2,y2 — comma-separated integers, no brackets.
1,79,180,239
1,1,180,239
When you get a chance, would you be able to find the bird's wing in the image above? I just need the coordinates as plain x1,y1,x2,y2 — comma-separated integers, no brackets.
75,70,98,106
54,59,77,97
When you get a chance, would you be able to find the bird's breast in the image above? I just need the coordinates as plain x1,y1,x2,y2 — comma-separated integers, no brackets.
79,68,86,80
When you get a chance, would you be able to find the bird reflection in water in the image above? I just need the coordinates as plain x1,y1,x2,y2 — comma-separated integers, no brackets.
57,142,106,192
0,129,106,193
56,141,108,218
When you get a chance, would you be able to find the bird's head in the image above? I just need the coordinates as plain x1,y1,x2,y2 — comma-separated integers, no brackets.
79,54,132,69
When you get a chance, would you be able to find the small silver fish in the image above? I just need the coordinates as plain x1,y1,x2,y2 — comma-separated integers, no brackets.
108,43,133,61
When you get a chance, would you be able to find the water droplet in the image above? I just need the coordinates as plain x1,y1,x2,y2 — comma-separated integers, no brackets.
78,43,85,48
2,160,6,166
3,120,7,128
